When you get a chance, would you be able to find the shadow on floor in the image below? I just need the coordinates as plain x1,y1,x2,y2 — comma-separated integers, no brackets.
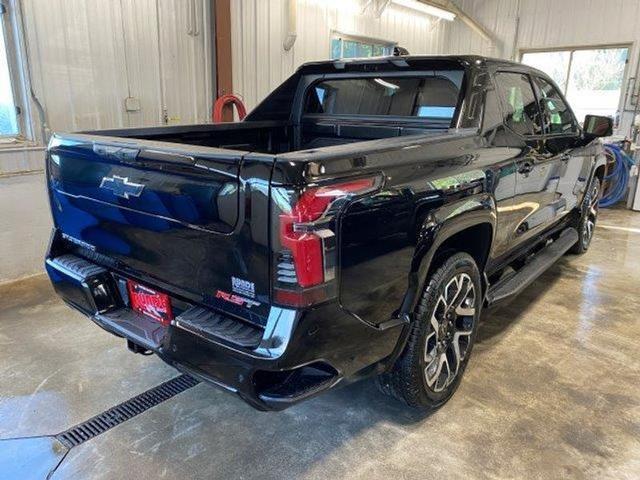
0,258,586,479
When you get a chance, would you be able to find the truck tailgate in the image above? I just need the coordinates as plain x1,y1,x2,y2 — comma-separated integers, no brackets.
47,134,272,324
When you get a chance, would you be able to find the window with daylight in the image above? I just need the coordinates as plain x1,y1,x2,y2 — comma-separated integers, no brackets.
0,2,28,140
331,34,394,59
522,47,629,123
0,20,17,136
494,72,542,136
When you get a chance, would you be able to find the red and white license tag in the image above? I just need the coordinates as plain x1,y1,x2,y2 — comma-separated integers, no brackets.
127,280,173,325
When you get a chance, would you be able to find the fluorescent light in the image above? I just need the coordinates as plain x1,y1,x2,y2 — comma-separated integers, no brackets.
374,78,400,90
391,0,456,21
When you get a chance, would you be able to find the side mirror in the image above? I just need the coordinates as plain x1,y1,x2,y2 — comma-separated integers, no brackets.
583,114,613,138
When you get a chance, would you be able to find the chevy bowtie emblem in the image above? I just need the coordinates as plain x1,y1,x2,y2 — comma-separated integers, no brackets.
100,175,145,199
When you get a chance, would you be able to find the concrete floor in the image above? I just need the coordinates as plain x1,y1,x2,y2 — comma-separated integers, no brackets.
1,209,639,480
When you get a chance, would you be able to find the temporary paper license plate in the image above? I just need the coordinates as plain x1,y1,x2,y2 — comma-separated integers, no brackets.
127,280,173,325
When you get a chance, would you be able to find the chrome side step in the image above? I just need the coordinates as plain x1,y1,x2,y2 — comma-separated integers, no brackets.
486,227,578,305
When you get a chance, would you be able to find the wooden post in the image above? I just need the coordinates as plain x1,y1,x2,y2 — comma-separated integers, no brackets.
213,0,233,122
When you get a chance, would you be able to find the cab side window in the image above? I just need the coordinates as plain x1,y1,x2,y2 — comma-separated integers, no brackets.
533,76,578,135
494,72,542,136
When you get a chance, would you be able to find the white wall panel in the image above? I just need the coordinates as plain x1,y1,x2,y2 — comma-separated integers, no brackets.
157,0,214,125
231,0,448,111
0,0,215,283
120,0,163,127
516,0,640,51
439,0,520,58
0,146,45,174
21,0,213,134
443,0,640,59
0,172,51,283
442,0,640,133
22,0,131,132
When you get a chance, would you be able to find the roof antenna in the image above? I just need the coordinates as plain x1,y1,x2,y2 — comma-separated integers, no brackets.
393,46,410,56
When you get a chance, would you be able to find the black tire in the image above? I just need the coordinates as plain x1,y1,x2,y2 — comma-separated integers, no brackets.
377,252,482,410
569,176,601,255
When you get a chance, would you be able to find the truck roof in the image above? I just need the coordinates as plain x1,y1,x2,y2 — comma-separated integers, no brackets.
296,54,532,75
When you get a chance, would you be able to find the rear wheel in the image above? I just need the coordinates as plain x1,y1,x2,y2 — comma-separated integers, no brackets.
377,252,481,409
569,177,600,255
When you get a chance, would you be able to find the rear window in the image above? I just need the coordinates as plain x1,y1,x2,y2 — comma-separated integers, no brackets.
304,71,465,125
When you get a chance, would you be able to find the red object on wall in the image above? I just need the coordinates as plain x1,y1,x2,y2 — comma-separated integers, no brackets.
212,94,247,123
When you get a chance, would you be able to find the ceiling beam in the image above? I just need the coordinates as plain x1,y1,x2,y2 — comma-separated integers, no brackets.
418,0,497,44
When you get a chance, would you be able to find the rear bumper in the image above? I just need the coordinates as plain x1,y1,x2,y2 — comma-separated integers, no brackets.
45,247,404,411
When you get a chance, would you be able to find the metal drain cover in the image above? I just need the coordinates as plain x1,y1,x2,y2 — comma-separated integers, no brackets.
55,374,199,448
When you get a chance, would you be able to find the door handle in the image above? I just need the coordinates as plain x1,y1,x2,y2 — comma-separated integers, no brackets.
518,162,533,174
560,154,571,162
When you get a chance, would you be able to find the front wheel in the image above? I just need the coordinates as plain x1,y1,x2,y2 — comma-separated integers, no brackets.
569,177,600,255
377,252,482,410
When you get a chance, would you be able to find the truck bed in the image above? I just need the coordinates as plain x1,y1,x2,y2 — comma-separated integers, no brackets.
82,118,446,155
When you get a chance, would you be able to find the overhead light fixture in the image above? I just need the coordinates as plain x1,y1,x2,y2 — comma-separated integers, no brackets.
374,78,400,90
391,0,456,21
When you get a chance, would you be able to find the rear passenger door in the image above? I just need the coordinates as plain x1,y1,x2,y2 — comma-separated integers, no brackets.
494,71,562,249
532,75,586,216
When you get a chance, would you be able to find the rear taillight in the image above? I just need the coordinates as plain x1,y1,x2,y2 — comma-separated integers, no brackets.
272,175,382,307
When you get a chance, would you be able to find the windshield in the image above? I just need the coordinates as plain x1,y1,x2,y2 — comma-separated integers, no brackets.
304,70,465,126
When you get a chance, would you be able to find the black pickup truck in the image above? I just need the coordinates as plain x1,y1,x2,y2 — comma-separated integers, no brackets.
45,55,611,411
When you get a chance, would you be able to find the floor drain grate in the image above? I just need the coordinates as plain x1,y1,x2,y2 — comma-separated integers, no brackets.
55,374,200,448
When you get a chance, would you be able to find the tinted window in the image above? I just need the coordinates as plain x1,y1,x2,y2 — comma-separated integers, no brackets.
494,72,542,136
304,71,464,125
534,76,579,135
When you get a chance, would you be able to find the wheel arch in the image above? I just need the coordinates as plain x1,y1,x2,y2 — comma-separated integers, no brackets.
400,197,496,316
591,144,608,184
426,223,493,279
593,163,606,183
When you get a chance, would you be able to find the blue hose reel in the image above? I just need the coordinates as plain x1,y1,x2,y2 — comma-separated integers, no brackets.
599,144,636,208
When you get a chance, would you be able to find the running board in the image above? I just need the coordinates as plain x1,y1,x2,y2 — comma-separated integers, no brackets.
486,227,578,305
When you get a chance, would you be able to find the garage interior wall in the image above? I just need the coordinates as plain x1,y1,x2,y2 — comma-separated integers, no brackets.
231,0,640,124
230,0,448,111
22,0,213,133
0,0,213,283
444,0,640,133
3,0,640,283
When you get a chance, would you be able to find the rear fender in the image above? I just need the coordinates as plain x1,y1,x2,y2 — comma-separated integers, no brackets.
400,193,496,315
569,141,607,222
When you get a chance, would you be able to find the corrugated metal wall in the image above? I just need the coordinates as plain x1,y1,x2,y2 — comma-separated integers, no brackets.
445,0,640,59
445,0,640,132
21,0,213,133
1,0,216,283
517,0,640,51
157,0,214,126
231,0,640,118
441,0,517,58
14,0,640,136
230,0,449,111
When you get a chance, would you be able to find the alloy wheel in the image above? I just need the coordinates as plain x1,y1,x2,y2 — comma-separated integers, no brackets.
424,273,476,392
583,181,600,248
